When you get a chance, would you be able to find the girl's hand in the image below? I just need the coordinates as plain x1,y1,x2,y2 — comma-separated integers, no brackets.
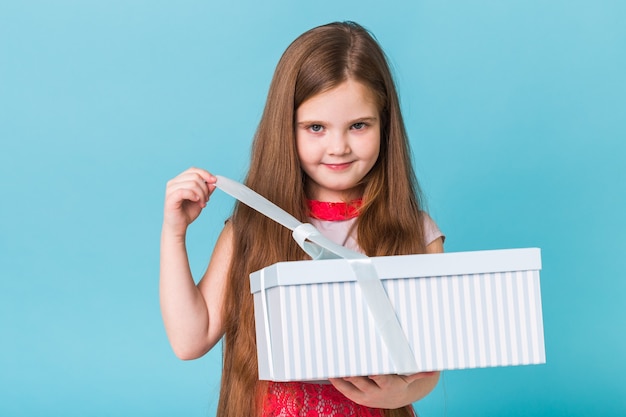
162,167,217,237
329,371,439,409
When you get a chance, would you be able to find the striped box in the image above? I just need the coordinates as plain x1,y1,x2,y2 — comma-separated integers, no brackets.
250,248,545,381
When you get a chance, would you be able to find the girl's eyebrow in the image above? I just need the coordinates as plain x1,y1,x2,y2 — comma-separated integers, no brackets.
296,116,378,126
349,116,378,124
296,120,322,126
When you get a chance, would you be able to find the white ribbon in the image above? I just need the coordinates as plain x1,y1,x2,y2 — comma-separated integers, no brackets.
215,175,419,375
259,269,275,380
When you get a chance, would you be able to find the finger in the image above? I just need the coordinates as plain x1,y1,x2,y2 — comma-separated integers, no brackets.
367,374,401,389
341,376,379,392
399,371,438,384
167,187,205,208
367,374,388,385
329,378,365,398
167,177,211,204
183,169,218,201
169,169,214,189
186,167,217,187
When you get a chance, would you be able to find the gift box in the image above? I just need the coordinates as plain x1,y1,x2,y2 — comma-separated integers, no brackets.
212,176,545,382
250,248,545,381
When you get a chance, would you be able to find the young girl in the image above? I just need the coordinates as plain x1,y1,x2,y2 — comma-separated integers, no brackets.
160,21,444,417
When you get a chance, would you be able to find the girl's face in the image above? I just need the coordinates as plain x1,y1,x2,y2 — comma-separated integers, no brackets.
295,79,381,202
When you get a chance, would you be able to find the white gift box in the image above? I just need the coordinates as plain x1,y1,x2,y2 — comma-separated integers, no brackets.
250,248,545,381
213,176,545,382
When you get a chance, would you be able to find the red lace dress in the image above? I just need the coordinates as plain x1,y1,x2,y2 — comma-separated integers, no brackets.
263,381,386,417
262,199,388,417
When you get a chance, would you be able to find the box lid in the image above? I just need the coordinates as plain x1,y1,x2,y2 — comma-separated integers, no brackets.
250,247,541,294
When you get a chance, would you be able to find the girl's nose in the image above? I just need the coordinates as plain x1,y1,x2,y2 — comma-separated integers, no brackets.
327,132,350,155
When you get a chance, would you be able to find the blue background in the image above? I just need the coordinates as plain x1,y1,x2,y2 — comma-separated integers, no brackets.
1,1,624,416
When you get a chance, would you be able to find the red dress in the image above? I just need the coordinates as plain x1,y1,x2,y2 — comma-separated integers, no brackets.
263,381,386,417
262,199,386,417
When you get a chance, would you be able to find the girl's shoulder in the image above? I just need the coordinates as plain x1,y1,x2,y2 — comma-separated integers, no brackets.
421,211,445,246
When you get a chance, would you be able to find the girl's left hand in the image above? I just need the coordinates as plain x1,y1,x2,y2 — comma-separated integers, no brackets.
329,372,439,409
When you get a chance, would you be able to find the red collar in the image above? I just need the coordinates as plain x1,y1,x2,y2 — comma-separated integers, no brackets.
306,199,362,221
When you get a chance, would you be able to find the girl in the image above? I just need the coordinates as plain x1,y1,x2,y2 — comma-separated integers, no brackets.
160,21,444,417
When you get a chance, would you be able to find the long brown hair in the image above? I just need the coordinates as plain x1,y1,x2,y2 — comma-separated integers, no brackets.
217,21,427,417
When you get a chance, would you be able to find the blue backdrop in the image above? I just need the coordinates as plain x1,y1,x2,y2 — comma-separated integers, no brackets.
1,1,624,416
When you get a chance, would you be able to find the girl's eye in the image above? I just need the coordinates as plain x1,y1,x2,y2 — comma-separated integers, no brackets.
352,122,367,130
309,124,323,133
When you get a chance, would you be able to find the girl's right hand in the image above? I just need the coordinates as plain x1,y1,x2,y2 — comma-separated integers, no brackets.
162,167,217,237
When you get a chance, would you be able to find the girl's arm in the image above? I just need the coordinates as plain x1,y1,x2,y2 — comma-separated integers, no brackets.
329,236,445,408
159,168,232,360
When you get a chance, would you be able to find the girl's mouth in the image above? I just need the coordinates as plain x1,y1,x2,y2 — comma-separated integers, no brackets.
324,162,353,171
